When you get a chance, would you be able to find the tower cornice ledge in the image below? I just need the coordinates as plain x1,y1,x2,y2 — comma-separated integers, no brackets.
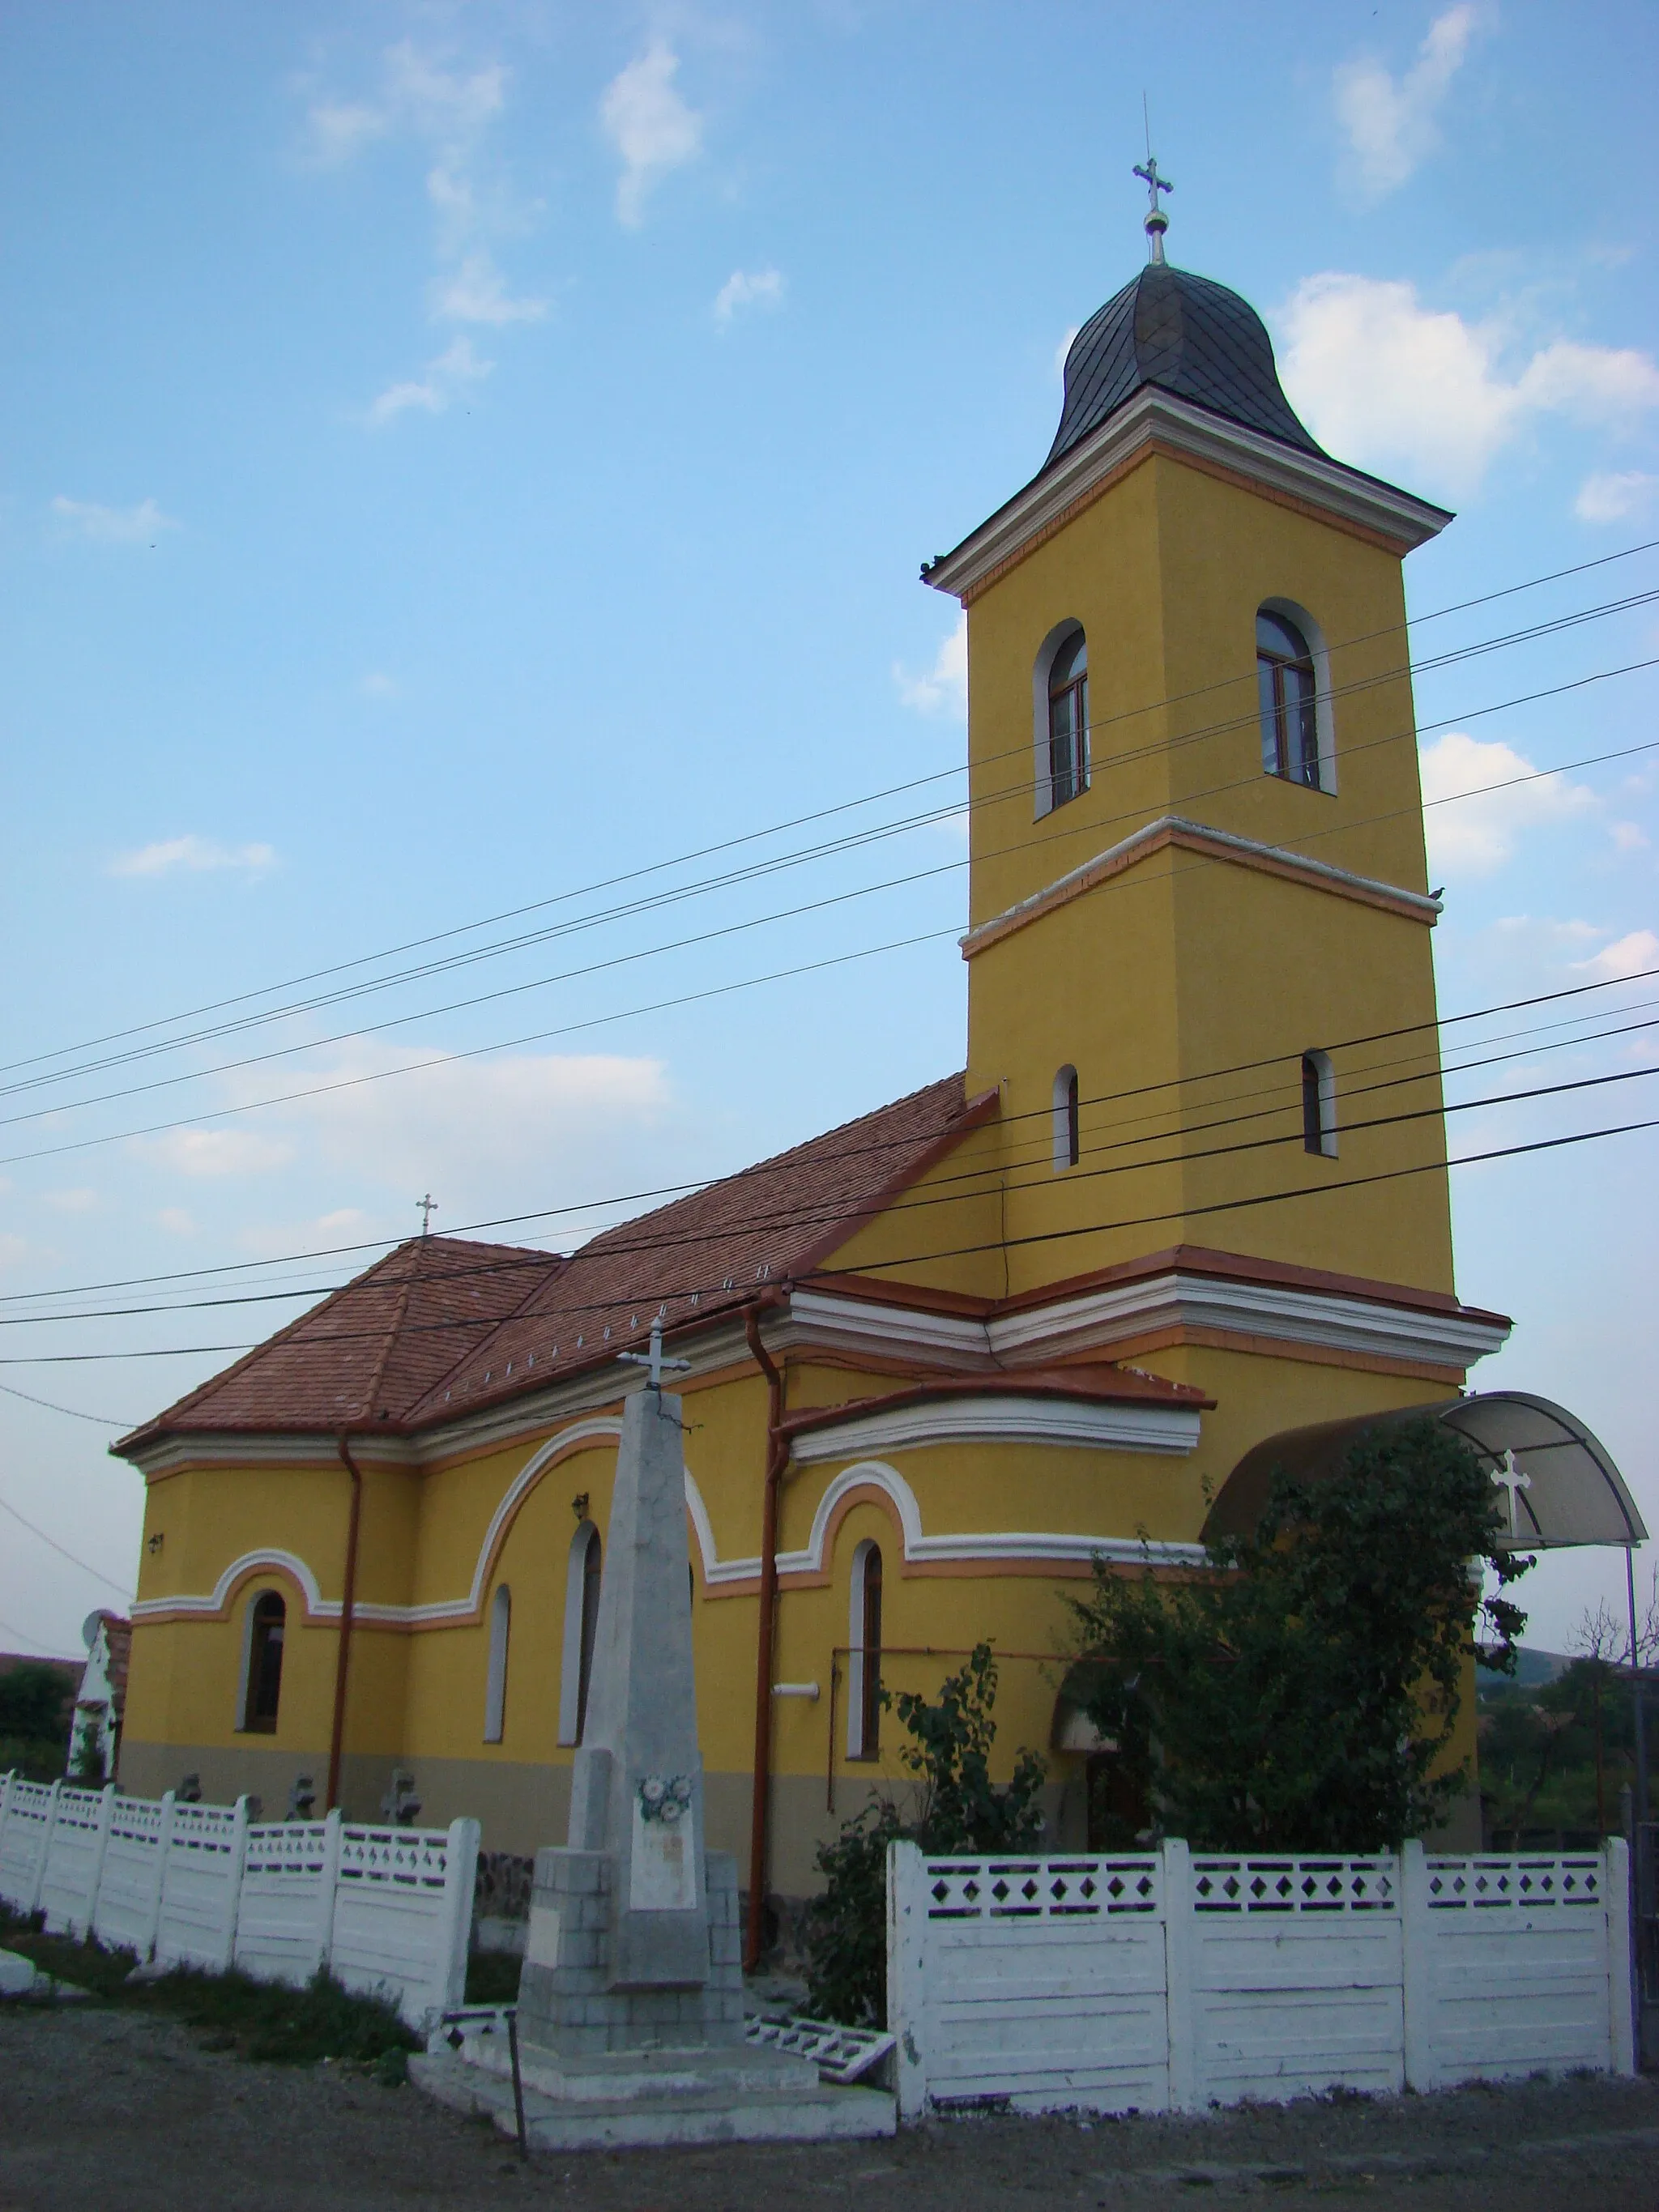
962,814,1442,960
923,386,1453,603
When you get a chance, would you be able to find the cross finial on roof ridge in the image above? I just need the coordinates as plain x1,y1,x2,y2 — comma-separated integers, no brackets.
417,1193,437,1236
1133,152,1172,266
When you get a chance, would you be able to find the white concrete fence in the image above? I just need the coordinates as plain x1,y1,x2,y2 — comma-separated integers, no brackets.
888,1839,1637,2119
0,1773,478,2030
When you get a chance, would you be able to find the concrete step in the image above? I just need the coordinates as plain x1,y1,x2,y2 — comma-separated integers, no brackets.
412,2048,896,2150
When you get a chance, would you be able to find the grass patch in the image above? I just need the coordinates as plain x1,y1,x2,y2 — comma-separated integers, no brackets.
1,1904,417,2068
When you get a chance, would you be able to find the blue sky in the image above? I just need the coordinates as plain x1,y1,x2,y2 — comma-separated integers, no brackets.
1,1,1655,1664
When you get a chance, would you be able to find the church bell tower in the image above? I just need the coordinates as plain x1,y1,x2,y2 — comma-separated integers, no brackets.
923,172,1462,1319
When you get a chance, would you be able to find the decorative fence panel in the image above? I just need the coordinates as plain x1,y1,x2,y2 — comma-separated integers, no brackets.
91,1792,173,1959
0,1772,479,2031
232,1814,341,1988
1402,1850,1627,2090
37,1785,115,1941
1184,1850,1405,2107
889,1837,1636,2121
0,1779,58,1916
155,1798,249,1973
329,1821,479,2027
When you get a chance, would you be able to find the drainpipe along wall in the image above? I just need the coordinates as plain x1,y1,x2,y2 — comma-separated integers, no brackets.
743,1301,788,1971
326,1435,365,1815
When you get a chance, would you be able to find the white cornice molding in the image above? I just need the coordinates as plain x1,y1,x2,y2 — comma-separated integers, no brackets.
925,386,1452,601
789,1393,1201,1463
777,1288,991,1366
987,1271,1509,1371
961,815,1440,962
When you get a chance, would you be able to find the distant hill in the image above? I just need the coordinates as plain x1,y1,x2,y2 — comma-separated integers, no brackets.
1478,1645,1572,1693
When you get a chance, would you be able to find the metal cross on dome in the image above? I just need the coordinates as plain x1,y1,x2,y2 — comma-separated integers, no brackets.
1133,154,1173,266
1491,1447,1533,1540
619,1316,691,1391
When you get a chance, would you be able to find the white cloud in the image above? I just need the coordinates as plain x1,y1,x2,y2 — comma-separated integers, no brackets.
0,1232,29,1272
431,250,547,326
894,614,968,719
1419,731,1597,876
367,335,493,427
1333,5,1484,202
51,496,178,545
156,1208,195,1237
131,1130,295,1178
1576,471,1659,524
714,268,784,326
1278,274,1659,494
109,836,276,880
600,40,702,227
1573,929,1659,982
41,1189,96,1214
1611,821,1651,854
305,42,505,168
359,671,397,699
236,1207,372,1260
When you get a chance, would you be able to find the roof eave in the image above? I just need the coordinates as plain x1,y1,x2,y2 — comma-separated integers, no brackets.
923,387,1453,601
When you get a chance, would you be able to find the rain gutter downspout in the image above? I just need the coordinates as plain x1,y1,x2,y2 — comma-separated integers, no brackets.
326,1435,365,1815
744,1299,787,1972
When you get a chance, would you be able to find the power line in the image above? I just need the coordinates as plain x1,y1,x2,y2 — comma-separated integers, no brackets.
3,663,1657,1169
0,1380,139,1426
8,556,1658,1102
0,1491,134,1601
3,961,1654,1315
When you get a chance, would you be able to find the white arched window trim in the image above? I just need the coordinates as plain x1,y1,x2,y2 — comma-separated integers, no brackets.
558,1522,599,1747
1259,597,1337,794
847,1536,882,1760
484,1583,511,1743
1052,1064,1080,1172
1303,1047,1338,1158
1031,619,1087,820
233,1584,278,1733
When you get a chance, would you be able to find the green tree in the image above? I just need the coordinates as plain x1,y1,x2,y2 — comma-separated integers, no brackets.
1065,1417,1527,1852
802,1643,1046,2027
0,1660,75,1783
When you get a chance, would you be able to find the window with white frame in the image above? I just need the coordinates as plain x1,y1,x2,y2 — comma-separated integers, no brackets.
240,1589,285,1734
558,1521,604,1746
1256,605,1333,791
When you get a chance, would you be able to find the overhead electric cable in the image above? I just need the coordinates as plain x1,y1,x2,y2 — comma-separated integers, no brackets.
0,1491,134,1600
0,1379,139,1426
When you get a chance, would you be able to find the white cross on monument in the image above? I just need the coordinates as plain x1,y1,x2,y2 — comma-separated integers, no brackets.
619,1315,692,1391
1491,1447,1533,1539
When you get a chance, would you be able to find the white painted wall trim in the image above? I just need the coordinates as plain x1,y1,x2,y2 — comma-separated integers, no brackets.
557,1524,598,1746
789,1394,1202,1462
924,384,1451,603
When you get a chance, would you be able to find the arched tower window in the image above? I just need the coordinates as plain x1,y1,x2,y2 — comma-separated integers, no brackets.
1256,608,1324,790
1047,628,1089,808
484,1583,511,1743
847,1539,884,1759
1052,1065,1081,1170
558,1521,603,1747
241,1591,285,1734
1302,1049,1337,1157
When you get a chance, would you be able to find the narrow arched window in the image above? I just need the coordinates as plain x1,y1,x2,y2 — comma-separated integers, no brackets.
1047,629,1089,808
847,1540,883,1759
1257,610,1321,789
1302,1049,1337,1157
1053,1065,1081,1171
484,1583,510,1743
244,1592,285,1734
576,1527,603,1745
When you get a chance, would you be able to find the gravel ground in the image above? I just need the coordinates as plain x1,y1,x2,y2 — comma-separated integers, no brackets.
2,2003,1656,2210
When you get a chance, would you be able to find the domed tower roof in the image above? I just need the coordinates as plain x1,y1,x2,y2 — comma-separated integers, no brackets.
1047,260,1321,473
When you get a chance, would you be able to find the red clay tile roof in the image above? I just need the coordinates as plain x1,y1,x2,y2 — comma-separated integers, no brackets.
117,1074,990,1450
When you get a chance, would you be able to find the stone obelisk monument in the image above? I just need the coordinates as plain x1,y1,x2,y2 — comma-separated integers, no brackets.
517,1347,744,2052
416,1329,893,2144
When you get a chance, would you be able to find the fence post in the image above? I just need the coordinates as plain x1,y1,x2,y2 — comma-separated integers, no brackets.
886,1839,928,2121
1162,1838,1196,2114
1400,1839,1434,2094
142,1791,175,1963
24,1781,62,1917
439,1818,481,2014
0,1770,14,1843
1606,1835,1636,2077
219,1796,252,1974
78,1784,117,1939
315,1807,343,1978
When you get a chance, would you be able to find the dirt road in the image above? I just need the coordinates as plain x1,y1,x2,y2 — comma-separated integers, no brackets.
2,2005,1655,2210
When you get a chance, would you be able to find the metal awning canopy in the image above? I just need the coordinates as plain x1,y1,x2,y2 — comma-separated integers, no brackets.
1203,1392,1648,1553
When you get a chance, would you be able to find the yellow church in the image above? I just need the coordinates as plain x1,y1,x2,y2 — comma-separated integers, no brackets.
117,194,1584,1929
